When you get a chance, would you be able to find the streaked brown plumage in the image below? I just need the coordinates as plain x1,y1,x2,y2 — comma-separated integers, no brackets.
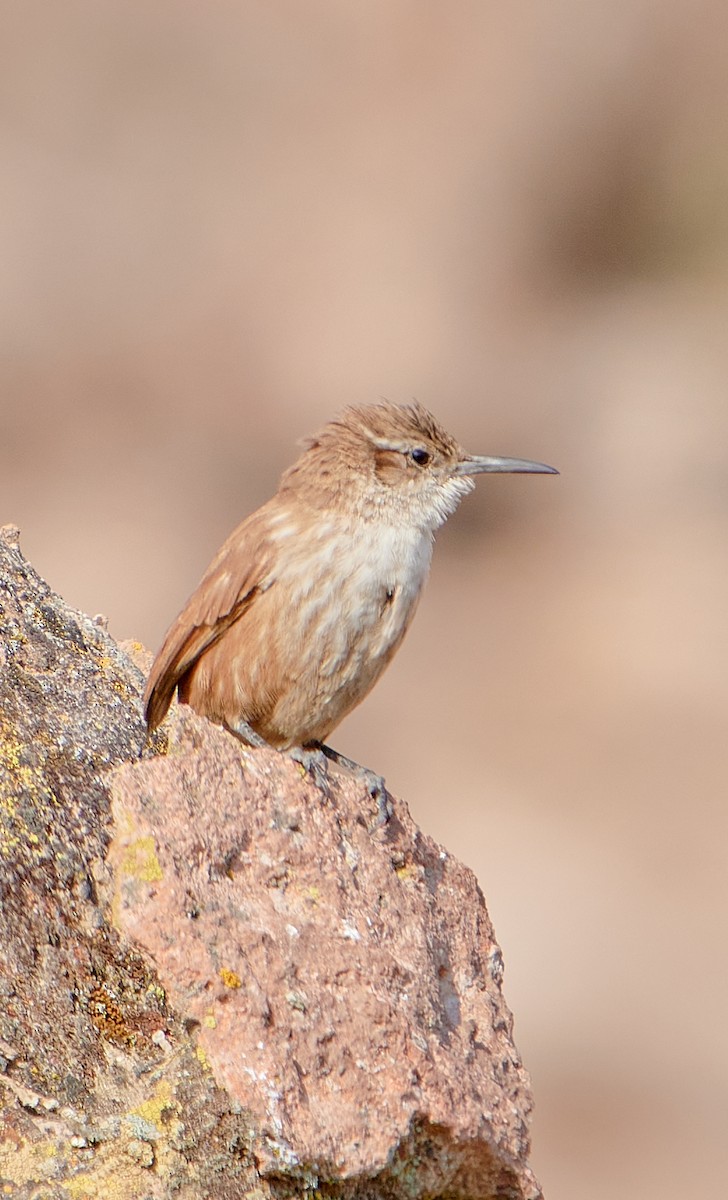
144,402,556,755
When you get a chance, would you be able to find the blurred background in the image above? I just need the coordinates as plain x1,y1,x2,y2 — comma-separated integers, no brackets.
2,2,727,1195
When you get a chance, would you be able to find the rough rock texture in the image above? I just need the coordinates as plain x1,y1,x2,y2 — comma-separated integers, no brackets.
111,717,536,1194
0,524,541,1199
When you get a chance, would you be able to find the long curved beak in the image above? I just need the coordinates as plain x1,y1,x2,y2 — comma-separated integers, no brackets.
456,455,559,476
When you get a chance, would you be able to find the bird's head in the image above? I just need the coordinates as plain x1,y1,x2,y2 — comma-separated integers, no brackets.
282,400,558,530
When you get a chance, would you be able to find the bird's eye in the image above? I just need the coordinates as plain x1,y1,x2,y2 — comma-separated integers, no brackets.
409,448,431,467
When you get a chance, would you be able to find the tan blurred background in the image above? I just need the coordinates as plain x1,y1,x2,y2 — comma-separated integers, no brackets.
2,2,727,1195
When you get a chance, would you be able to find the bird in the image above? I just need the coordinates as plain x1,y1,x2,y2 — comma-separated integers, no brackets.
144,401,557,802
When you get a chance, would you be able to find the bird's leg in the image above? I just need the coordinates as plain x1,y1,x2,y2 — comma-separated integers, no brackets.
319,744,392,826
226,718,386,815
225,718,269,749
226,719,331,796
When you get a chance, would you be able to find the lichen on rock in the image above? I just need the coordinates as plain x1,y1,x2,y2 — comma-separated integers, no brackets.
0,525,541,1199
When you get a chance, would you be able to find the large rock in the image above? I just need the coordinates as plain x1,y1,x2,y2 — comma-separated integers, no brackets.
0,524,540,1198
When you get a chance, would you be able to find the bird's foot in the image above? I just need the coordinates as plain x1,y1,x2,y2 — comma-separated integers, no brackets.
289,745,332,797
225,722,387,818
369,779,394,828
320,744,392,827
226,721,332,797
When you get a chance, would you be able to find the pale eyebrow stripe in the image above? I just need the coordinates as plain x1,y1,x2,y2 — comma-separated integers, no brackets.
370,436,412,452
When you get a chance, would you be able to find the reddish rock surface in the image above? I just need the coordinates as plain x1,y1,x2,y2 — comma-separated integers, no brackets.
1,525,540,1198
110,709,539,1196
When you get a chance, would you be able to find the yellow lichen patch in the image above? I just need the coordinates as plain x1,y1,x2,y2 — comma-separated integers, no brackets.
120,836,163,883
59,1083,183,1197
112,805,139,840
128,1080,184,1179
395,862,420,883
0,732,21,773
131,1079,178,1133
146,725,169,757
219,967,242,989
0,1082,187,1198
0,1133,65,1191
0,734,45,797
195,1044,211,1070
145,982,166,1005
0,721,55,859
110,678,134,700
62,1162,140,1200
0,796,19,856
202,1013,217,1029
60,1141,166,1199
0,1130,157,1200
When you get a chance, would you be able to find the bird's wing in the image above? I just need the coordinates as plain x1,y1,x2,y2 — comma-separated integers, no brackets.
143,507,277,730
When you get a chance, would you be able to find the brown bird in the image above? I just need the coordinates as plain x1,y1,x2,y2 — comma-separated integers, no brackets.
144,401,557,798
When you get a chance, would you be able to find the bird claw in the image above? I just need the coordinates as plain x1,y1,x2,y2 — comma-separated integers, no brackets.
352,767,391,827
369,777,394,828
289,745,332,797
317,744,392,827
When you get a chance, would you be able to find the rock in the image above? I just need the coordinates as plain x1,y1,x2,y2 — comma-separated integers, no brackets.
0,525,540,1198
0,527,255,1199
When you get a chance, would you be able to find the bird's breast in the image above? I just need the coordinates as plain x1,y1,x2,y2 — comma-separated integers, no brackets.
341,515,430,600
275,516,432,671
